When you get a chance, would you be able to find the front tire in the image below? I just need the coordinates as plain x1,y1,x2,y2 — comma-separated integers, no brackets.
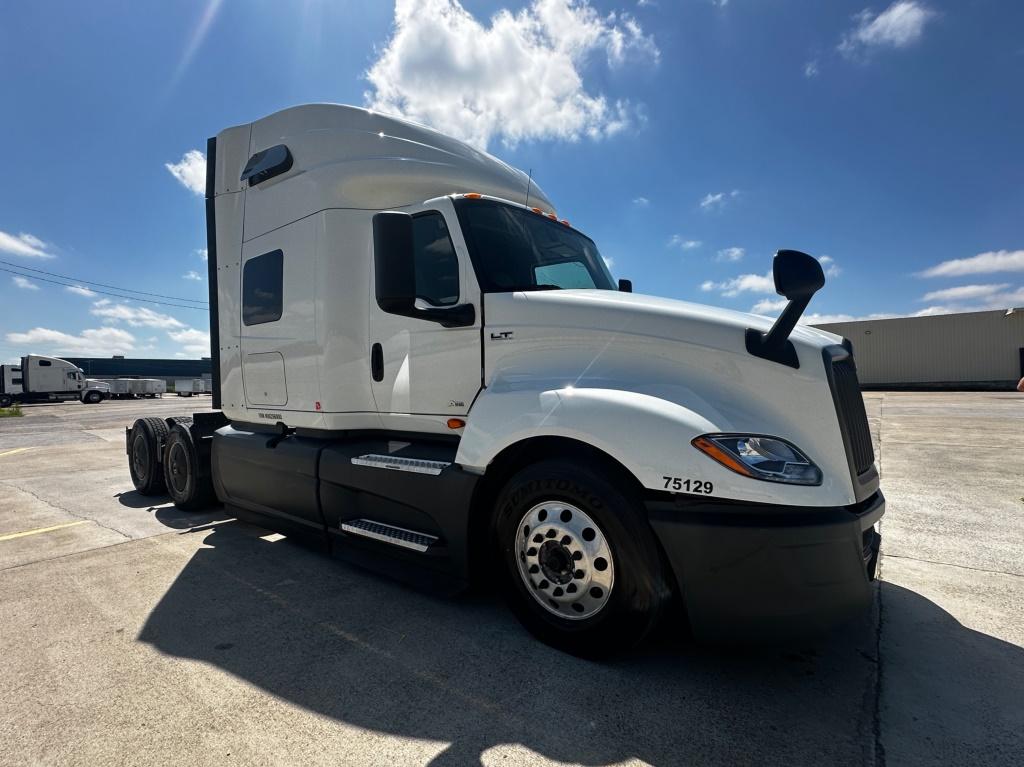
0,393,12,408
494,459,670,657
162,421,216,510
83,391,103,404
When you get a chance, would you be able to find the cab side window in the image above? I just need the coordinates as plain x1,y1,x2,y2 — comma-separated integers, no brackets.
243,250,284,326
412,213,459,307
38,360,51,367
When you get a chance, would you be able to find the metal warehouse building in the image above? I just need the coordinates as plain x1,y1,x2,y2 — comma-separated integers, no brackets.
62,357,212,387
814,309,1024,389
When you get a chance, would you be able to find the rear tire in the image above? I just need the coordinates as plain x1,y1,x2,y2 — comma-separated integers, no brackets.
162,422,216,510
128,418,169,495
493,459,670,657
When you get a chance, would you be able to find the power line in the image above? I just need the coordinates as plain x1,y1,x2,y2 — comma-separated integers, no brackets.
1,267,209,311
0,258,208,304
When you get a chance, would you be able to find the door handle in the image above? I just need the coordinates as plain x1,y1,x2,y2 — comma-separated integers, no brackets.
370,343,383,382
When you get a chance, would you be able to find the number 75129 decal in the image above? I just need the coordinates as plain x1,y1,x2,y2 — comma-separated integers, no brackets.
663,476,714,494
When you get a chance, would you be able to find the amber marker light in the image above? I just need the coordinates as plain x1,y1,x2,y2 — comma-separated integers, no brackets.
691,436,755,477
464,192,482,199
447,418,466,430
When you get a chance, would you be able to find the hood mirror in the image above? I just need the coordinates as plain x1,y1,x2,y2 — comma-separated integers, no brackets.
746,250,826,369
618,278,633,293
774,249,825,300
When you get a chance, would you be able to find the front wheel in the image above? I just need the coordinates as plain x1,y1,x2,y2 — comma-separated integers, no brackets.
0,393,12,408
493,459,671,657
83,390,103,404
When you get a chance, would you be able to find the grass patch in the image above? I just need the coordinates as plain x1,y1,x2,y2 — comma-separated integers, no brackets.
0,404,24,418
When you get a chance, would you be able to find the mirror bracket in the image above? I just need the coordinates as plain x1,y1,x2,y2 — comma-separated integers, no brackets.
746,250,825,369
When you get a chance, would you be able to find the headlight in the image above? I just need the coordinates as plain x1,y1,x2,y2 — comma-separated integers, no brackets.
691,434,822,486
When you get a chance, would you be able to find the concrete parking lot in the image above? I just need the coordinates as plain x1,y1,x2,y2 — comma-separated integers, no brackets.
0,392,1021,766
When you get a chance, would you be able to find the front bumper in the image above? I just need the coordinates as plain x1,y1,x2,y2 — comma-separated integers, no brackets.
647,490,884,642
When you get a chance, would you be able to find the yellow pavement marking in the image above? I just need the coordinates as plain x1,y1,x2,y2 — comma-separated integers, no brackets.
0,520,89,542
0,447,34,459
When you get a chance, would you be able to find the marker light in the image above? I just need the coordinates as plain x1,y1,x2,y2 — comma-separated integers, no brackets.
447,418,466,430
692,434,822,485
464,193,482,199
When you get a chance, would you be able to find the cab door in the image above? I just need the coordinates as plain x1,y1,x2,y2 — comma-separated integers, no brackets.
369,199,482,433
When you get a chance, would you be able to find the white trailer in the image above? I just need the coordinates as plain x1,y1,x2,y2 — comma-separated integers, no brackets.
127,379,166,398
126,104,883,654
174,378,207,396
1,355,108,406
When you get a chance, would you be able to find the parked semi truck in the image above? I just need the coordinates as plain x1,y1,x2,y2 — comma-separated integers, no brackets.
1,355,109,406
126,104,883,654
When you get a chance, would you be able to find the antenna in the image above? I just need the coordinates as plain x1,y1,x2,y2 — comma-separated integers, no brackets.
525,168,533,209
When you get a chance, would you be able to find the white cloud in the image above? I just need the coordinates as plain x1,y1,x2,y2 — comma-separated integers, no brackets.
919,249,1024,277
702,271,774,297
699,189,740,211
668,235,701,250
182,270,203,281
90,302,185,329
804,60,819,78
364,0,659,150
12,275,39,290
4,326,136,356
839,1,935,58
0,230,54,259
167,327,211,357
716,247,745,262
920,283,1010,302
65,285,96,297
165,150,206,195
196,248,208,261
632,196,650,207
819,254,841,278
751,297,788,314
804,312,899,325
603,256,615,271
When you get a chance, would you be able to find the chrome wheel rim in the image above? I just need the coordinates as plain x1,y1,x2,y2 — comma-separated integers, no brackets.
515,501,614,621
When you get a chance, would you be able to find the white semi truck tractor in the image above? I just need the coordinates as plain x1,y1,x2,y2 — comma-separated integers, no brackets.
0,355,109,406
126,104,883,654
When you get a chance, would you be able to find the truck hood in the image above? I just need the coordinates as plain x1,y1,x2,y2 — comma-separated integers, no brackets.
478,289,856,505
485,289,842,362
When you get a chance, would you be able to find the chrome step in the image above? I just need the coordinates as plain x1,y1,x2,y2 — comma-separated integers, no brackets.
351,453,451,476
340,518,439,552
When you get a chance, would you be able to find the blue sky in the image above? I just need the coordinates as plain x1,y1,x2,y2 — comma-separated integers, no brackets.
1,0,1022,360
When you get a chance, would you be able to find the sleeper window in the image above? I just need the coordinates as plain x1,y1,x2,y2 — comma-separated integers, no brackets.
412,213,459,307
243,250,284,326
38,360,51,367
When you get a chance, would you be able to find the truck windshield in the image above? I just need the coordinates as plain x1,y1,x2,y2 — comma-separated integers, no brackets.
455,198,615,293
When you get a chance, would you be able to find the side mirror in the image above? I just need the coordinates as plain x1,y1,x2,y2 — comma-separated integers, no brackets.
773,249,825,300
373,212,417,316
746,249,826,368
373,211,476,328
618,278,633,293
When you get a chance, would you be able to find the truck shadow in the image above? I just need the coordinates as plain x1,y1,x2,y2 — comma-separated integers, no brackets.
136,518,1023,766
